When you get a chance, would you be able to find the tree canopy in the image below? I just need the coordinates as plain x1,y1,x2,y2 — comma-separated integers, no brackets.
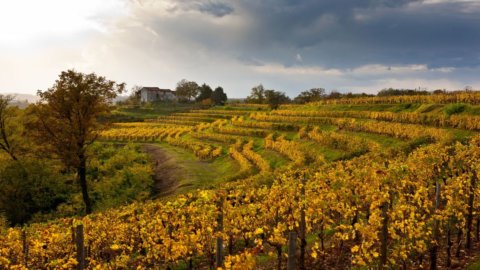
246,84,266,104
265,90,291,109
29,70,125,214
175,79,199,102
212,87,228,105
196,83,213,102
294,88,326,104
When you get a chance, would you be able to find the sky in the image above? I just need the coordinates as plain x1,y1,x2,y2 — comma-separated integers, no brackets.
0,0,479,98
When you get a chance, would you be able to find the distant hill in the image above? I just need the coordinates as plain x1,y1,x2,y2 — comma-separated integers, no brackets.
114,95,129,103
1,93,39,103
0,93,38,108
2,93,129,106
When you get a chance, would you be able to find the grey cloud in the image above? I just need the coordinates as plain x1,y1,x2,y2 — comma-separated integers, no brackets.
166,0,234,17
71,0,480,97
228,0,480,69
196,1,234,17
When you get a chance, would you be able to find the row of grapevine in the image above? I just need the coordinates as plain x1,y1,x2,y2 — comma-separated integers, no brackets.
228,141,256,180
165,136,222,160
190,110,251,116
191,132,245,144
172,112,233,119
145,118,203,126
299,127,379,156
232,117,300,131
306,91,480,105
241,140,271,172
270,109,480,131
100,126,191,141
3,136,480,269
213,127,268,138
155,115,216,123
251,113,452,142
264,135,310,166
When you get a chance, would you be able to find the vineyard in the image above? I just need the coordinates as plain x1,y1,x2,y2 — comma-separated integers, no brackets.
3,93,480,269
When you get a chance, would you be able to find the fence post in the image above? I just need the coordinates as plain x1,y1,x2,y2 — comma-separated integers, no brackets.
75,224,85,270
216,196,224,269
287,231,297,270
299,174,307,270
22,228,28,267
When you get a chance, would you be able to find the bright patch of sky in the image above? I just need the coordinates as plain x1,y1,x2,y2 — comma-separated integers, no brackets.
1,0,479,98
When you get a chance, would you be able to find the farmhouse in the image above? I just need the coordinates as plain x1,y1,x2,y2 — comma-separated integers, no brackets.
138,87,177,102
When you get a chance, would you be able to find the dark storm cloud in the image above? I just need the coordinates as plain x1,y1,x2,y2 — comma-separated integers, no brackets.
166,0,234,17
223,0,480,69
196,1,233,17
136,0,480,70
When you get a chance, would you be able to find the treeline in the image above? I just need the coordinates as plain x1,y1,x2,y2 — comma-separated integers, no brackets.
175,79,228,105
244,84,479,108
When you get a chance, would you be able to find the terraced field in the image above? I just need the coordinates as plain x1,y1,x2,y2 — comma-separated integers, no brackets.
3,96,480,269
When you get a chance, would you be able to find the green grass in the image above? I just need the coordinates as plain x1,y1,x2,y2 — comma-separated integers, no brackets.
469,260,480,270
416,104,444,113
443,103,467,116
257,149,289,169
340,130,406,148
153,142,240,194
297,140,346,162
111,103,203,122
451,129,477,142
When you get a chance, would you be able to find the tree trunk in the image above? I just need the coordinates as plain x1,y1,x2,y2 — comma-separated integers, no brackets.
476,217,480,242
78,157,92,214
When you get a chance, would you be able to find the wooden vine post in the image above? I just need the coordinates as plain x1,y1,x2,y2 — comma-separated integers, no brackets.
216,194,224,269
287,231,297,270
75,224,85,270
299,173,307,270
22,228,29,267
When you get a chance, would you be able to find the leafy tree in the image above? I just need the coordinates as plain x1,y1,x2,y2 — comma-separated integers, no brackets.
246,84,266,104
433,89,447,95
265,90,291,109
212,86,228,105
0,159,70,225
29,70,125,214
196,83,213,102
175,79,199,102
88,143,153,210
326,90,342,99
294,88,326,104
0,95,21,160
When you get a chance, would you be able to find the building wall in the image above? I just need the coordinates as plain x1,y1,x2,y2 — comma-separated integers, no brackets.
140,89,177,102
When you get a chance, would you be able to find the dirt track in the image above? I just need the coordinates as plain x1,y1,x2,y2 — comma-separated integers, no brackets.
142,144,179,197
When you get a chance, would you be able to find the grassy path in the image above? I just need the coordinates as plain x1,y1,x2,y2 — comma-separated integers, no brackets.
142,143,240,197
